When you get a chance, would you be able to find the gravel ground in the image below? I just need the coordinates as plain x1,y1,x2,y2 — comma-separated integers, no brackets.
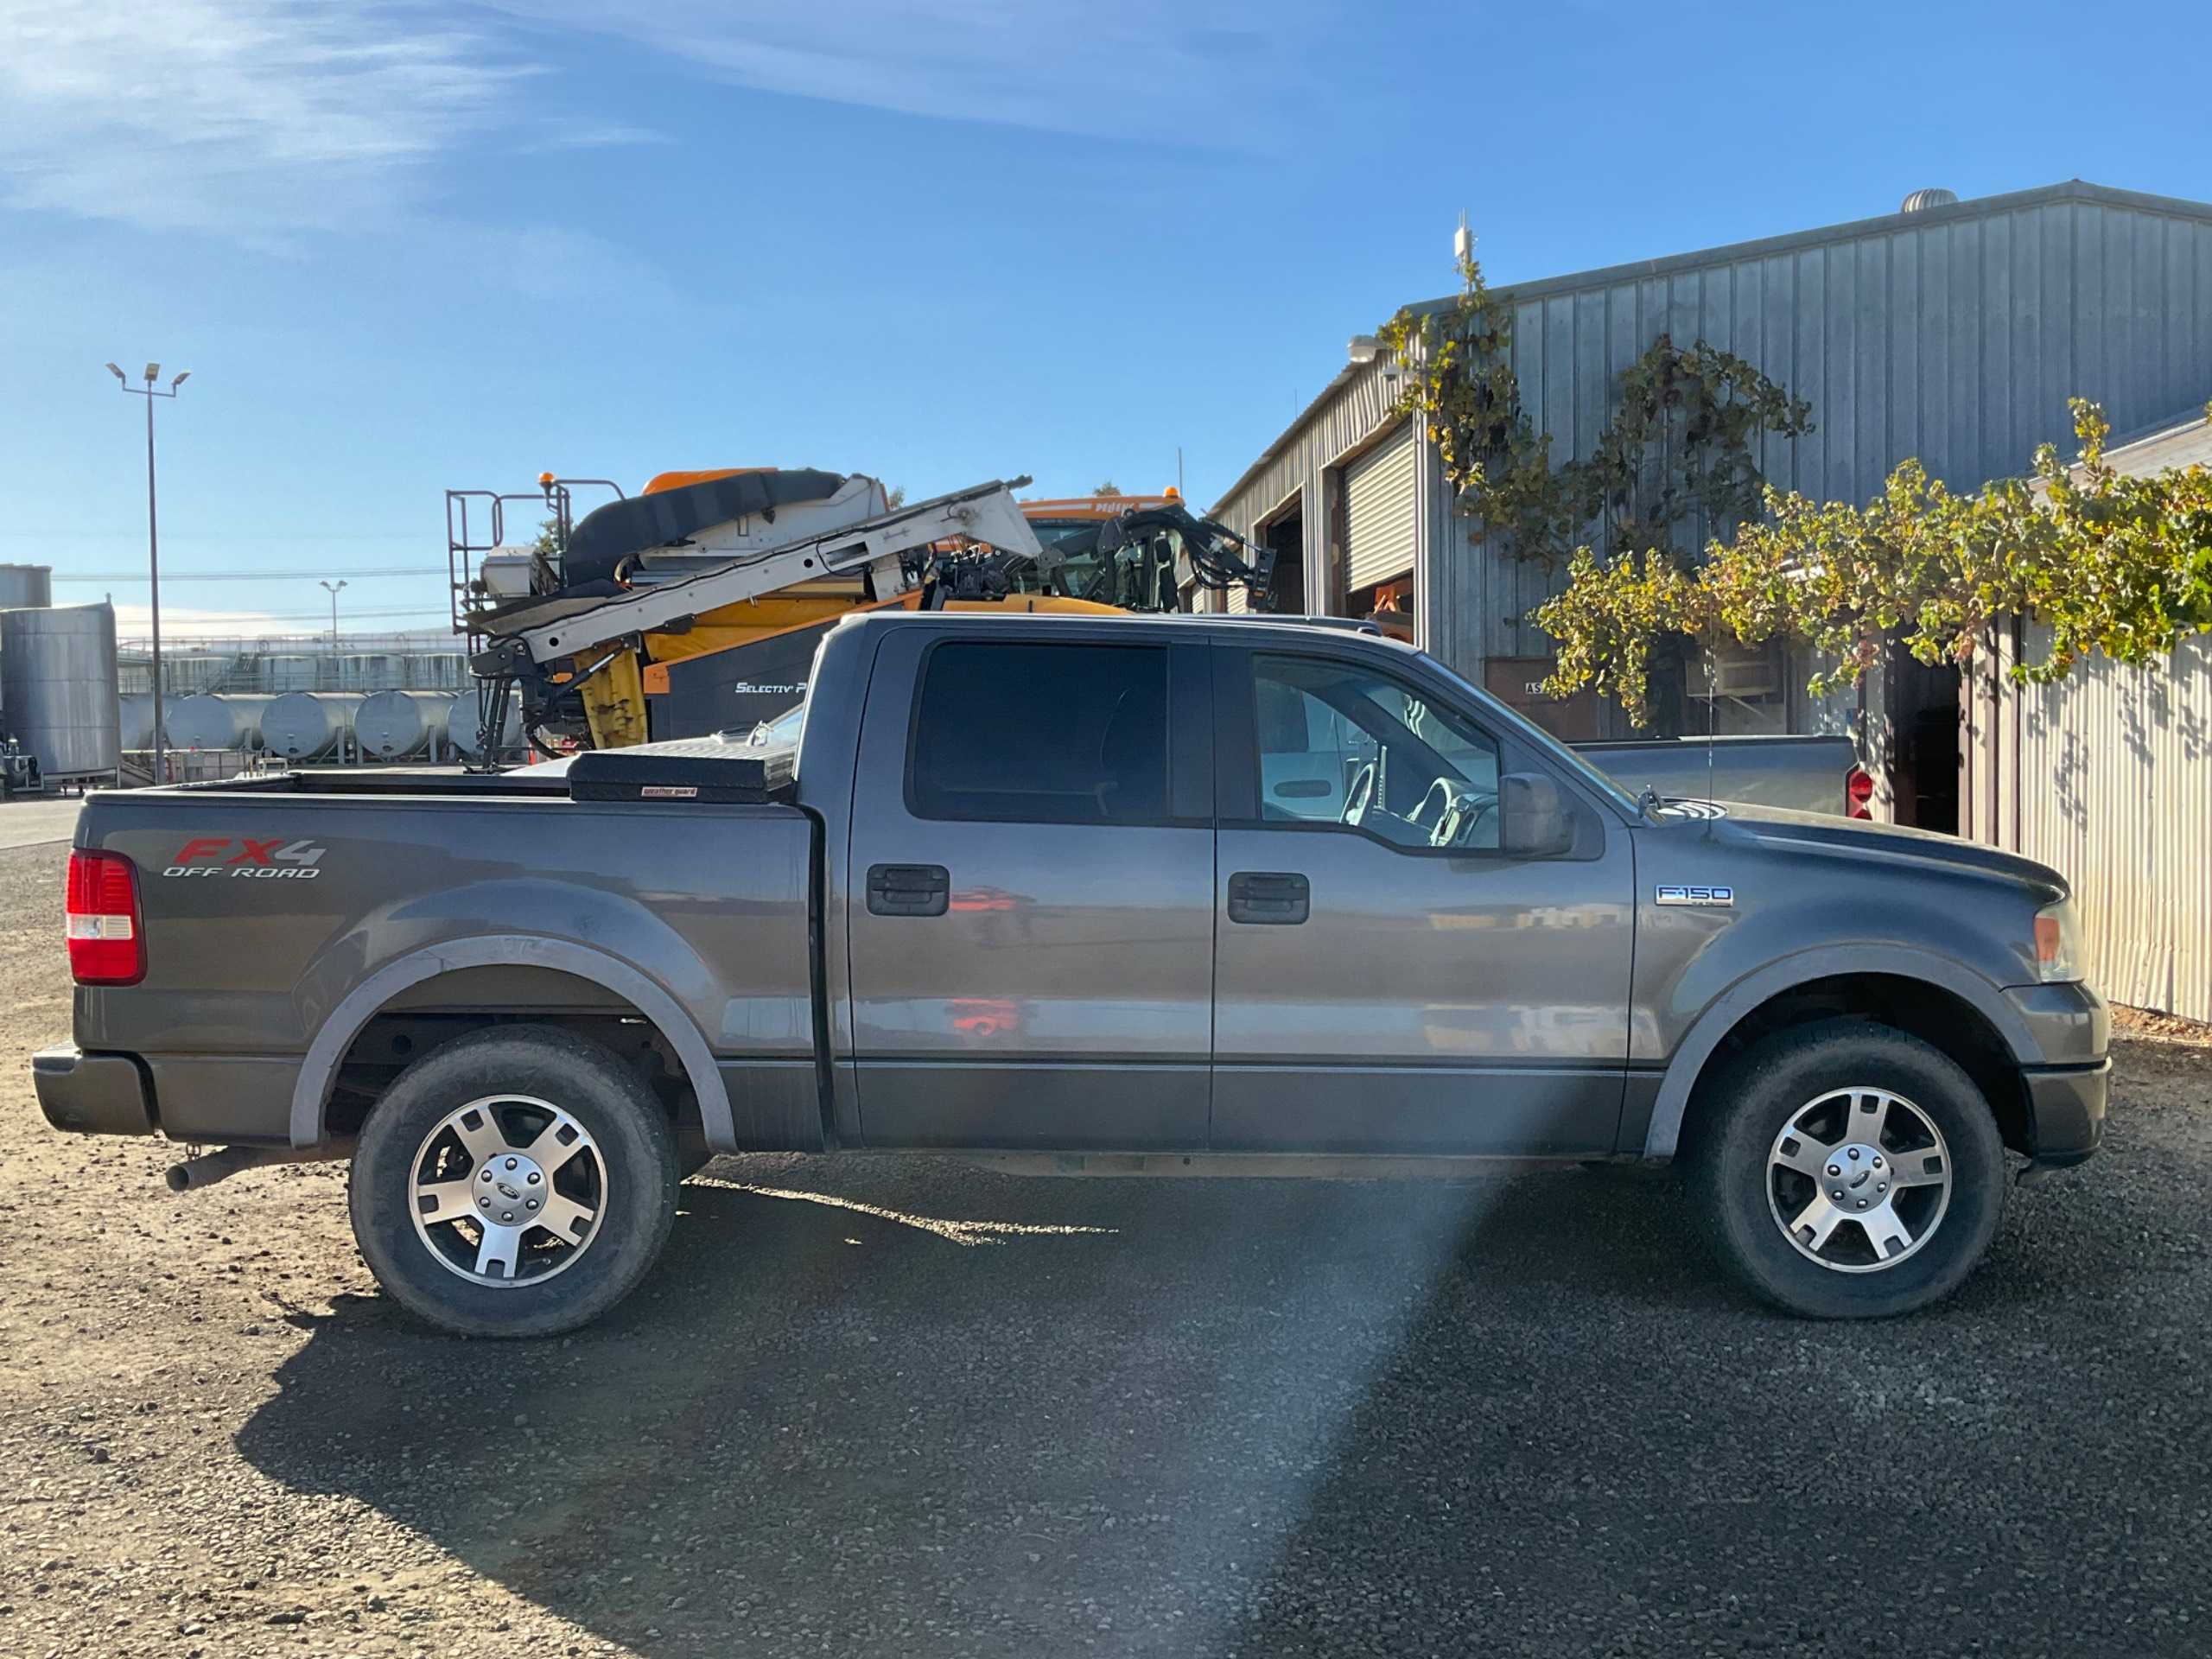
3,836,2209,1658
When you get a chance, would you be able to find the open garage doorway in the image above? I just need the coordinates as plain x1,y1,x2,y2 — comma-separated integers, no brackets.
1889,652,1961,833
1259,505,1305,614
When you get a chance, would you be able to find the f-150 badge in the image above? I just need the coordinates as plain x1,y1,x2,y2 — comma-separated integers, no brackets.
1656,884,1733,906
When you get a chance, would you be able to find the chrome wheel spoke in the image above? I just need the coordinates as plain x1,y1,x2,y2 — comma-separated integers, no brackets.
1771,1127,1840,1180
537,1193,597,1243
1889,1152,1948,1188
524,1118,593,1174
414,1179,478,1225
1862,1205,1914,1260
474,1223,528,1280
1788,1193,1847,1250
450,1105,513,1166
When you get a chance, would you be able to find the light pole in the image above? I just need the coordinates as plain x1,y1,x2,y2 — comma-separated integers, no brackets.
106,361,189,783
320,579,347,646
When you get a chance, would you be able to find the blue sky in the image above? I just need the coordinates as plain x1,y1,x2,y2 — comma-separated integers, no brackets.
3,0,2207,637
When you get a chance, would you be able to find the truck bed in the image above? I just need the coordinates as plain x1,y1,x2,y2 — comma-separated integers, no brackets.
69,776,819,1150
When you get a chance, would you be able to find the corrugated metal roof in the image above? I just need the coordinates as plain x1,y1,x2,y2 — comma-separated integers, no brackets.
1212,181,2212,518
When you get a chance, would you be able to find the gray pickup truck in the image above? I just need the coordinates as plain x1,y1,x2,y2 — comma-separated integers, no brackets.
36,613,2107,1335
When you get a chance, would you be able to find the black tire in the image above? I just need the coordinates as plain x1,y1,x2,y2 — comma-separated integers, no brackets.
348,1024,679,1338
1688,1019,2006,1319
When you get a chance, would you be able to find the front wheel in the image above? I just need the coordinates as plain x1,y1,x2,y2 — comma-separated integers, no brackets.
348,1025,679,1338
1688,1020,2007,1319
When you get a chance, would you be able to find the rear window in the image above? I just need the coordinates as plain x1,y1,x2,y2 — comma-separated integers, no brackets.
910,641,1168,823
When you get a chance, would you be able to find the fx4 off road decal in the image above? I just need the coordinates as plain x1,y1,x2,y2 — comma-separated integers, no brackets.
163,837,327,880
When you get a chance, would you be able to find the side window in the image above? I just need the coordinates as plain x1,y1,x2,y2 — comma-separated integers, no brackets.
911,641,1168,823
1250,653,1502,850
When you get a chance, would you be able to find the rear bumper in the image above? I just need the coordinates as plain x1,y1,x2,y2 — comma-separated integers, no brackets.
2020,1058,2109,1168
33,1045,156,1136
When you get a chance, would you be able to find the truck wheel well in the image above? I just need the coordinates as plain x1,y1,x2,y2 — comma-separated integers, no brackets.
327,967,699,1144
1681,973,2030,1155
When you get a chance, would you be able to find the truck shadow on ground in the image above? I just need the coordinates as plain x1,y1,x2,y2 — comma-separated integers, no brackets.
232,1153,2163,1658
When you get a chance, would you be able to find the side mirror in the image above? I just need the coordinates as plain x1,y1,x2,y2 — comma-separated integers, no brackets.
1499,772,1574,857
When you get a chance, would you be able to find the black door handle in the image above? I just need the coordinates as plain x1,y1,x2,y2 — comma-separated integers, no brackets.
1227,870,1309,925
867,863,950,917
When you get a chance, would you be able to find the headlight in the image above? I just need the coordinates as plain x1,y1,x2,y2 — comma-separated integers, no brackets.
2034,900,2082,983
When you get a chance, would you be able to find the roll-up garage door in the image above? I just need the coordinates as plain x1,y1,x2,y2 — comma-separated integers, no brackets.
1343,426,1419,594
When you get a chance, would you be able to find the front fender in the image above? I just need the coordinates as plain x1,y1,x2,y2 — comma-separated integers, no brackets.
1639,944,2037,1160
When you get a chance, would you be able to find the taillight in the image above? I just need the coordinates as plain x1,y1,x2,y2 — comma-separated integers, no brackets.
66,849,144,985
1845,766,1873,820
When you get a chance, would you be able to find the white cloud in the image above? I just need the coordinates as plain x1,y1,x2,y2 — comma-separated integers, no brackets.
485,0,1322,149
0,0,549,236
0,0,1325,244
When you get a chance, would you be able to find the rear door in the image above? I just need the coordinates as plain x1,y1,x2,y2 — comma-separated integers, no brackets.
1211,640,1636,1154
844,626,1216,1149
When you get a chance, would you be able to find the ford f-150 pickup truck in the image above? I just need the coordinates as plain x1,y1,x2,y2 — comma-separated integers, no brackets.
35,613,2107,1336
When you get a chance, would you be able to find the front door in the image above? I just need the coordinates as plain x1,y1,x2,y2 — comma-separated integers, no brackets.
1211,642,1636,1154
846,628,1215,1149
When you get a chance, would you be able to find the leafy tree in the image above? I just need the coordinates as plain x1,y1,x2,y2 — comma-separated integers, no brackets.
884,484,907,510
1532,401,2212,725
1093,480,1122,498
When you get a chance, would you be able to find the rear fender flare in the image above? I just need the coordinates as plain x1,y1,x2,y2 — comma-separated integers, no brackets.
288,935,733,1151
1641,945,2036,1160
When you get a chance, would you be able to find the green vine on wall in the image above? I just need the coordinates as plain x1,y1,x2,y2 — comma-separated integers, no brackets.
1531,400,2212,728
1376,248,1814,571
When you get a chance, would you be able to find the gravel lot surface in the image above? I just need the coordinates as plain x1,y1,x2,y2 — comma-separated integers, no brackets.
3,836,2209,1657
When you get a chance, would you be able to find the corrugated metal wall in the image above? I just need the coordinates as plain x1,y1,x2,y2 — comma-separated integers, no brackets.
1968,630,2212,1023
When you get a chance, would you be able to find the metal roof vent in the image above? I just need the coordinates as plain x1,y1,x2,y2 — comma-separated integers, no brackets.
1900,188,1960,213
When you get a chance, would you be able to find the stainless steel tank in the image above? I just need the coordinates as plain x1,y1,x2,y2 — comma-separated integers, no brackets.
166,693,238,753
1,602,120,781
446,689,521,761
353,690,448,760
219,694,274,750
168,693,273,751
0,565,53,608
260,691,363,760
118,692,156,752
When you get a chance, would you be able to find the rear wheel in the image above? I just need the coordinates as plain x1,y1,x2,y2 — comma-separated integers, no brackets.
1688,1020,2006,1319
349,1025,678,1338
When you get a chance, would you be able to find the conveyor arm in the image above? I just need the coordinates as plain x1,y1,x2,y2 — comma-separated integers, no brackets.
499,479,1051,668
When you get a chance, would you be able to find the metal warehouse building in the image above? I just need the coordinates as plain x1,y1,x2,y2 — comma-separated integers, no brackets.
1209,180,2212,818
